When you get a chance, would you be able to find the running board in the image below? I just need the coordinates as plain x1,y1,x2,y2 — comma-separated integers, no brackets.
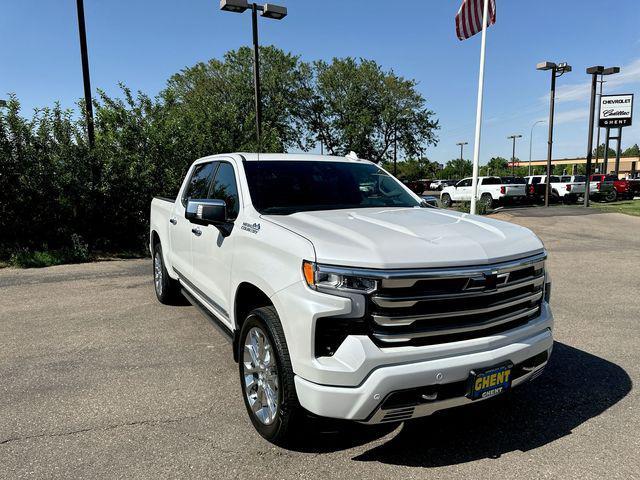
181,288,235,345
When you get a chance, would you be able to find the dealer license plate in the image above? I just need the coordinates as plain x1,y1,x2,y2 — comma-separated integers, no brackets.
468,363,513,400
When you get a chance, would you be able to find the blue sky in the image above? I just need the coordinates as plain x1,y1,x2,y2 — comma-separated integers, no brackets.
1,0,639,165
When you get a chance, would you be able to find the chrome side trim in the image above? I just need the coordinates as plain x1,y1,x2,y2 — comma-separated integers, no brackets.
373,291,543,328
372,305,540,342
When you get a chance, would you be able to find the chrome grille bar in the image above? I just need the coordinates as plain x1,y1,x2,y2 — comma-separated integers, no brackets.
372,274,544,308
373,291,543,327
373,305,540,343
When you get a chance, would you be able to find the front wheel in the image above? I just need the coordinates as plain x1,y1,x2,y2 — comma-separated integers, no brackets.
239,306,302,446
441,193,452,208
605,189,618,202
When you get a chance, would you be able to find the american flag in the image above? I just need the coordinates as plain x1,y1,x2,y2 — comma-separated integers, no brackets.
456,0,496,41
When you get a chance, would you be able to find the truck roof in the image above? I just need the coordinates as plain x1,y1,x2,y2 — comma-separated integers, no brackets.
204,152,374,164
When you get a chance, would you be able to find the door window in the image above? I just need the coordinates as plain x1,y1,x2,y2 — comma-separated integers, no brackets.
457,179,472,187
182,162,216,206
209,162,240,220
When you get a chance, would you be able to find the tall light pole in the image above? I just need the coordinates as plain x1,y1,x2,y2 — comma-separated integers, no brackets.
537,61,571,206
583,66,620,207
507,134,522,176
594,76,606,172
456,141,468,179
220,0,287,149
75,0,95,150
528,120,546,176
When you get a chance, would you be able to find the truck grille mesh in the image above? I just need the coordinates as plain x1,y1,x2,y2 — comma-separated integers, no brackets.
365,253,546,347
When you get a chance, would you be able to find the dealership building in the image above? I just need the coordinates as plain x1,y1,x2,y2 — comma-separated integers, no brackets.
524,156,639,178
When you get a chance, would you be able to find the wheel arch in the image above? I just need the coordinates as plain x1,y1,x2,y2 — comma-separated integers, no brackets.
233,282,274,362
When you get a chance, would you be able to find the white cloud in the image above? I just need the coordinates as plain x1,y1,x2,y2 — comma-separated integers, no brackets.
554,108,588,125
540,57,640,104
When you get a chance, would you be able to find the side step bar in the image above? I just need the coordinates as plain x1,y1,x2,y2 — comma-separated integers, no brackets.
181,288,235,345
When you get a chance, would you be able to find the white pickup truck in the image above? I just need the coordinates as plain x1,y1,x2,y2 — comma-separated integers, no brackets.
440,176,527,208
524,175,584,204
150,153,553,445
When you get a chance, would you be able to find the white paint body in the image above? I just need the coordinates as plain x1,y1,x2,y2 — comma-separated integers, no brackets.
441,176,526,204
150,154,553,423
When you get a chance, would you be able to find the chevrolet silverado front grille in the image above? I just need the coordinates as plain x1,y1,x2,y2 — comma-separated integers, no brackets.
364,252,546,347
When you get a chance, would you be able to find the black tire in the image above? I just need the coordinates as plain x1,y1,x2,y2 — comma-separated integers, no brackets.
153,243,181,305
479,193,494,209
238,306,302,446
441,193,452,208
605,189,618,202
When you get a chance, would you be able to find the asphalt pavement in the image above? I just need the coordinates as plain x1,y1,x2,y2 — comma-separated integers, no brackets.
1,207,638,479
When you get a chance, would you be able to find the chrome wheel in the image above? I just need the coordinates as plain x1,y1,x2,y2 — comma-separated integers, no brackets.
154,252,163,296
242,326,279,425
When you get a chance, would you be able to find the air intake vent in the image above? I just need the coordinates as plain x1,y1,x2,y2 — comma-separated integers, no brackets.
381,406,415,423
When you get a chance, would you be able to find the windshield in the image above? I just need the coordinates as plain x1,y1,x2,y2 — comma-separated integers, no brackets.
243,161,420,215
574,175,586,182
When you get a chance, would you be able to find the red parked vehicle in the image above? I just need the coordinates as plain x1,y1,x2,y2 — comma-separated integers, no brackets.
591,174,640,200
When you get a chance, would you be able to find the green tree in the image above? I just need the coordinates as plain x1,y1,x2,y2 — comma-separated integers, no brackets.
593,143,616,158
441,158,472,179
300,57,439,161
622,143,639,157
382,157,440,181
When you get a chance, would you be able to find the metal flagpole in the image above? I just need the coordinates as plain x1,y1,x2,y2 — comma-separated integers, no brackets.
470,0,489,215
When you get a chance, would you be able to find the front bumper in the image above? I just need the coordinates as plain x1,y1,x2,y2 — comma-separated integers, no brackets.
294,314,553,423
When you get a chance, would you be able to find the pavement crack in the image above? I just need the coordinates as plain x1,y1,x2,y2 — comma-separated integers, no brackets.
0,407,215,446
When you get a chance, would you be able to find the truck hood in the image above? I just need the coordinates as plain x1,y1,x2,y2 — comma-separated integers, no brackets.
264,207,543,269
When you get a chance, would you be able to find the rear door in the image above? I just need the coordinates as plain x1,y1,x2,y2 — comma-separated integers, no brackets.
170,161,216,277
189,160,241,326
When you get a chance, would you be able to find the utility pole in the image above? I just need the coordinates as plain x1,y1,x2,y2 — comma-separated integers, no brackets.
456,141,468,179
537,61,571,206
75,0,95,149
507,134,522,176
594,75,606,172
584,65,620,207
220,1,287,149
529,120,546,176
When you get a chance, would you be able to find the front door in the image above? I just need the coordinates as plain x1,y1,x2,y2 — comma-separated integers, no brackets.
189,161,241,328
456,178,473,201
170,161,216,277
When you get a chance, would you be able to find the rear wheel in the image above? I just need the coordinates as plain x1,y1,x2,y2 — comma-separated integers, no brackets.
441,193,452,208
153,243,181,305
239,306,302,446
479,193,494,209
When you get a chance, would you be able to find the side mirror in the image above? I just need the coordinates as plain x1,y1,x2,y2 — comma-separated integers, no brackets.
185,199,227,225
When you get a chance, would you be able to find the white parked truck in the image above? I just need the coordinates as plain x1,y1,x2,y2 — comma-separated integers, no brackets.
440,176,527,208
150,153,553,445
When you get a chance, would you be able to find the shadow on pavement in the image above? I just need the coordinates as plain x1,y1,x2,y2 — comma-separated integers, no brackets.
287,342,631,463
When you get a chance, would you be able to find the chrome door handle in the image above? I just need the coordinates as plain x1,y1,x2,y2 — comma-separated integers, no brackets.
191,227,202,237
169,218,177,225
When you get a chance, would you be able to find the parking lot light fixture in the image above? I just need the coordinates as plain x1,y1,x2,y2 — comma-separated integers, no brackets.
220,0,249,13
219,1,288,148
538,60,572,206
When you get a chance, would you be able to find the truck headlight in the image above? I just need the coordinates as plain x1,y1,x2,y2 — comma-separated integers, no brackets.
302,261,377,293
543,270,551,303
